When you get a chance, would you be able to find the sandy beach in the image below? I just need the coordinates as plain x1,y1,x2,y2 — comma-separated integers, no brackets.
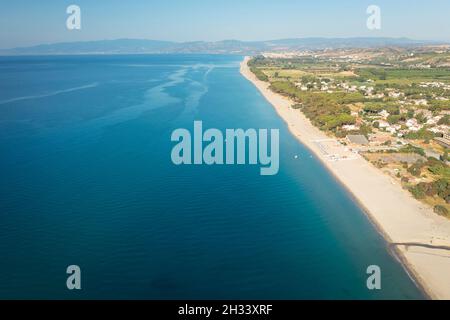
241,56,450,299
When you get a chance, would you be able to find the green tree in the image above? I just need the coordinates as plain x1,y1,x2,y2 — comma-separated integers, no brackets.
441,149,449,162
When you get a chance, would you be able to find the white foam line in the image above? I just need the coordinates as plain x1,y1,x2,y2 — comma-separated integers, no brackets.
0,82,99,105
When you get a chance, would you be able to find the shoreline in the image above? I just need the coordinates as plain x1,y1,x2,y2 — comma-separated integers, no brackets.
240,56,450,300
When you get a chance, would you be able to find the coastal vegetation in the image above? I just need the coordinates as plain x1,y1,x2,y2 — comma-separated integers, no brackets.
249,48,450,216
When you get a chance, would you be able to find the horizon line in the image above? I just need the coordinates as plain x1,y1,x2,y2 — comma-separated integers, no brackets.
2,36,449,51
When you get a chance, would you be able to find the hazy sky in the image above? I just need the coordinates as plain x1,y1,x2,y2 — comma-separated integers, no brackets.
1,0,450,49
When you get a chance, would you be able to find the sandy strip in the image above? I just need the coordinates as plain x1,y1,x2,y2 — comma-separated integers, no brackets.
240,56,450,300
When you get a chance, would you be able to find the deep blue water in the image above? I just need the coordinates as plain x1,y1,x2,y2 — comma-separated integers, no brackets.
0,54,423,299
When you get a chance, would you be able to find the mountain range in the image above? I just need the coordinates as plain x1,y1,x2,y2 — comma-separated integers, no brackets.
0,37,445,55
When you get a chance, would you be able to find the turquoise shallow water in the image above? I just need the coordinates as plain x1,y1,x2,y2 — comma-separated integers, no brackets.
0,54,423,299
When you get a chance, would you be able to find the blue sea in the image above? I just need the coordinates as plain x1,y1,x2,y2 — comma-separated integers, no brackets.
0,54,423,299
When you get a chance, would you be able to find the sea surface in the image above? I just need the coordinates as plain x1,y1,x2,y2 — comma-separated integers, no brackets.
0,54,423,299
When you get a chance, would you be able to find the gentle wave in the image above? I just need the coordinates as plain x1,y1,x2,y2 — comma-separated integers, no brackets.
0,82,99,105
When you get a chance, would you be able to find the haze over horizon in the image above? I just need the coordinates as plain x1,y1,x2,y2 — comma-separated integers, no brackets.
4,36,446,49
1,0,450,49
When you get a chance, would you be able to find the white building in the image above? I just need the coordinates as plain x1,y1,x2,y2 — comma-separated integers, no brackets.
406,118,422,132
378,110,390,119
376,120,390,128
342,124,360,131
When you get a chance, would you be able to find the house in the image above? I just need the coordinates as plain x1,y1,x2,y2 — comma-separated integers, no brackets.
342,124,360,131
413,99,428,106
429,125,449,135
378,110,390,119
376,120,390,128
435,133,450,149
388,91,403,98
386,124,401,134
427,116,442,125
406,118,422,132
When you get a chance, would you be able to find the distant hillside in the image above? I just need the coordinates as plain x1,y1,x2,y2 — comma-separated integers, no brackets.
0,37,444,55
